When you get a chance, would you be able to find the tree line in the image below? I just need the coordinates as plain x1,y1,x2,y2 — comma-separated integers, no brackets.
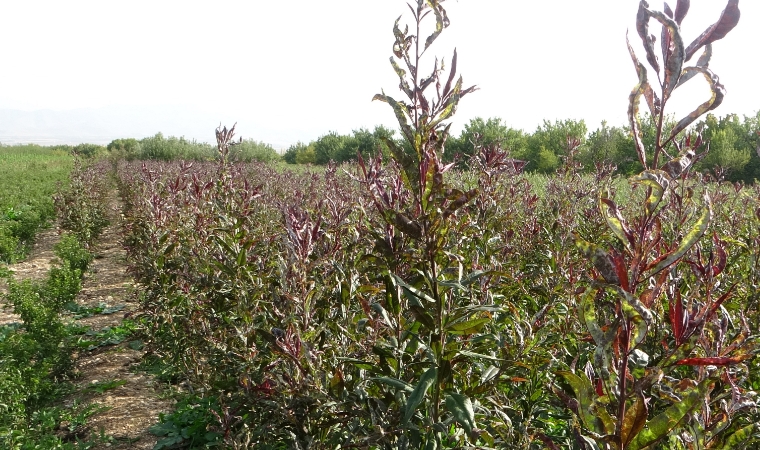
285,111,760,182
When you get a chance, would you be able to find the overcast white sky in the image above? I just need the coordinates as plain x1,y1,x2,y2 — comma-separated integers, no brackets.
0,0,757,146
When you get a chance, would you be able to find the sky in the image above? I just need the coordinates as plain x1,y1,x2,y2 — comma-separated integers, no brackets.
0,0,758,147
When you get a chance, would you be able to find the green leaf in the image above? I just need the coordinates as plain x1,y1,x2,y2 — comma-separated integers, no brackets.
718,424,755,450
391,273,436,304
373,376,414,393
481,365,499,384
649,193,712,275
373,91,415,146
445,317,489,335
599,192,632,250
556,371,615,436
404,366,438,424
455,350,502,362
668,67,725,140
445,392,475,433
630,170,670,215
628,378,713,450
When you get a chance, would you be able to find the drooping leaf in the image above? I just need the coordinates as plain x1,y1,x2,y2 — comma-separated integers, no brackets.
424,0,447,50
676,45,713,88
445,392,475,433
642,81,661,118
636,1,661,74
574,234,620,285
649,10,684,98
373,92,415,146
661,149,696,178
627,33,650,168
556,371,616,436
391,57,415,100
630,170,670,215
381,137,418,190
684,0,740,62
621,393,649,447
621,299,649,347
579,289,617,381
403,366,438,424
580,289,604,344
668,67,725,141
442,188,478,219
599,193,633,250
669,288,688,346
628,378,714,450
394,212,422,239
649,193,712,275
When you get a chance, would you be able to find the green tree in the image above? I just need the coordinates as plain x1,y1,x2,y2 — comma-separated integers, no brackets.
584,121,639,174
701,127,750,180
445,117,527,164
351,125,395,159
313,131,353,165
283,142,306,164
525,119,587,173
699,112,760,182
295,145,316,164
230,139,280,163
107,138,142,160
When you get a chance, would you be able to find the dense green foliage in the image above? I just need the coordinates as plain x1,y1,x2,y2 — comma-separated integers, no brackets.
106,133,281,163
0,160,111,448
0,145,73,262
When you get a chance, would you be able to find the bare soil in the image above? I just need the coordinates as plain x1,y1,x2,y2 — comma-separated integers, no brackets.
69,216,173,449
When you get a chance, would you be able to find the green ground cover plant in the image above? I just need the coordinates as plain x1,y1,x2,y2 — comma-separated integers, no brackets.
0,144,73,262
0,159,113,448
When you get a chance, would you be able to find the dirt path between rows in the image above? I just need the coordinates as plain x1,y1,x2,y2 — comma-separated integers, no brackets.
69,204,173,449
1,197,173,449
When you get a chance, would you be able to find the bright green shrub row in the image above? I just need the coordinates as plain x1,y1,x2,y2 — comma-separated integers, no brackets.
0,160,111,448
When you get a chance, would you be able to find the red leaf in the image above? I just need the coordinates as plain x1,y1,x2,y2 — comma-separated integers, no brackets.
676,355,750,366
711,233,727,277
705,283,736,321
684,0,740,61
674,0,690,24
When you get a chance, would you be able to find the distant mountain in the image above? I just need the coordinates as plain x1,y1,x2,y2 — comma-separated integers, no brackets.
0,106,294,148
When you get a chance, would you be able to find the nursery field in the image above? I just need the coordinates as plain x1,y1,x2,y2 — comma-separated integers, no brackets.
109,142,760,448
108,0,760,447
3,0,760,448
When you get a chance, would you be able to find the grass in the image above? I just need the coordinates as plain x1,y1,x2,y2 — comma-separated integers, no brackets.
0,144,73,262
